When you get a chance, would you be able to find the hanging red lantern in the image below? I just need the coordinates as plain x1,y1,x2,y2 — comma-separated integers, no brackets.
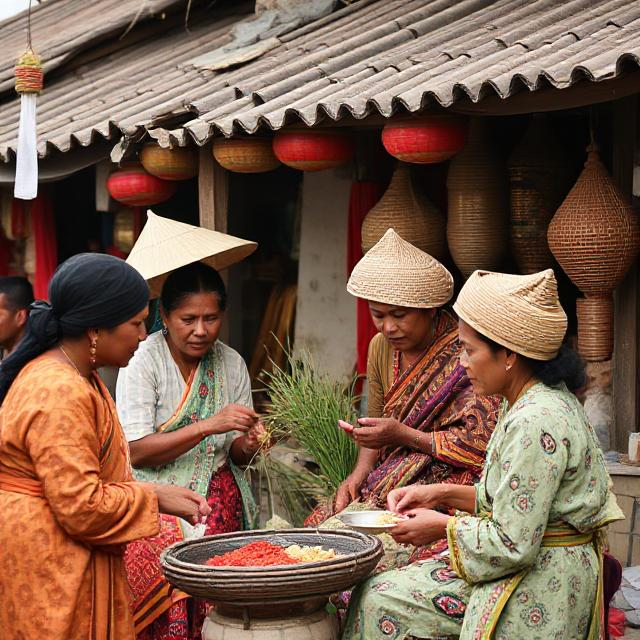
272,130,354,171
213,138,281,173
382,116,467,164
140,143,199,181
107,162,177,206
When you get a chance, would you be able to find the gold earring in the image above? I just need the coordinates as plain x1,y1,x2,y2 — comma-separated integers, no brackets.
90,338,98,367
506,364,512,371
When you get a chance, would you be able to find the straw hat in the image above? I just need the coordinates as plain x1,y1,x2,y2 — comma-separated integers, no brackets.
127,211,257,296
347,228,453,308
453,269,568,361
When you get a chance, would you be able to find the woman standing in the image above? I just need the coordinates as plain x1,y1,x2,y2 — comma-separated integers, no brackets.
311,229,498,566
0,253,210,640
117,262,263,640
343,268,623,640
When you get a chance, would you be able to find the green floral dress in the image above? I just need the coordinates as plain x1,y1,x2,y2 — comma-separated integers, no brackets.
343,383,623,640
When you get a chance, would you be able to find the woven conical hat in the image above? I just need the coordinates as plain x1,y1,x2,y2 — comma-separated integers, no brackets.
127,211,257,296
453,268,567,361
347,228,453,308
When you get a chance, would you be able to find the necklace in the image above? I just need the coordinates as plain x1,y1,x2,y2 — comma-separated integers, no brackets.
59,345,82,376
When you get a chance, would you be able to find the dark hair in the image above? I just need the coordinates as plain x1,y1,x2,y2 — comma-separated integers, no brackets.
0,276,34,311
161,262,227,313
477,334,586,392
0,254,149,402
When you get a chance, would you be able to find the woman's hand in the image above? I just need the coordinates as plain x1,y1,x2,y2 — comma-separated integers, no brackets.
334,465,371,513
387,484,445,514
242,423,269,456
350,417,411,449
152,484,212,524
390,508,450,546
203,404,259,436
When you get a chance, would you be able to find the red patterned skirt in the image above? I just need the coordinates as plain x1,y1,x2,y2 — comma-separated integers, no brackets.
125,463,243,640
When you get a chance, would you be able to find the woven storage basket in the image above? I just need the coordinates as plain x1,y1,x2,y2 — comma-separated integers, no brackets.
161,529,383,610
446,119,508,278
548,143,640,361
361,163,446,259
140,144,199,181
213,138,280,173
508,117,574,274
576,295,613,362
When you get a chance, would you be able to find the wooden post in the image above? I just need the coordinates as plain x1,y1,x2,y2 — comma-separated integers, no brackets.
198,143,231,342
198,144,228,232
612,96,639,450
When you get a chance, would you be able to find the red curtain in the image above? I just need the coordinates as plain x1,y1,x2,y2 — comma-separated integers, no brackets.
30,191,58,300
347,182,383,378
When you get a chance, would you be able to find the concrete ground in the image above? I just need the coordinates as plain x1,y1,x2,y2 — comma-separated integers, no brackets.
624,628,640,639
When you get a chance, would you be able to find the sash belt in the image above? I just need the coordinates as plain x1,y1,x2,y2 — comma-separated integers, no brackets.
0,471,44,497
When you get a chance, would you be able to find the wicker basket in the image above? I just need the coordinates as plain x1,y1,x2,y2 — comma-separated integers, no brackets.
446,119,508,278
576,295,614,362
508,117,574,274
361,163,446,259
548,143,640,361
161,529,382,610
213,138,281,173
140,144,199,181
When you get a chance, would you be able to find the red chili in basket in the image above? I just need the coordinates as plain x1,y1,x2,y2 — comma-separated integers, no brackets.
206,541,300,567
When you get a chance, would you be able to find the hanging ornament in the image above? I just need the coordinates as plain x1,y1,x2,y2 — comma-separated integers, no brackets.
508,116,574,274
548,140,640,361
447,119,508,278
361,163,447,260
213,138,281,173
382,116,467,164
107,162,177,206
14,3,43,201
273,130,354,171
140,144,199,181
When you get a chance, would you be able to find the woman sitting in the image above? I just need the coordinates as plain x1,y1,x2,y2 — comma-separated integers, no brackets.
117,262,262,640
312,229,498,564
343,268,623,640
0,254,210,640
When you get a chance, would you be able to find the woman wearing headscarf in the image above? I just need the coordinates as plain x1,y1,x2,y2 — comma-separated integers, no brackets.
342,269,623,640
310,229,498,566
0,254,211,640
117,262,263,640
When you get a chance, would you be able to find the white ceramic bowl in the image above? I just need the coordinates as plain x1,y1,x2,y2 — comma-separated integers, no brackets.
337,510,406,535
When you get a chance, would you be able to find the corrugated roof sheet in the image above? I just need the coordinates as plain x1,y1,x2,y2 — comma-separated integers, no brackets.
1,0,639,162
0,0,185,95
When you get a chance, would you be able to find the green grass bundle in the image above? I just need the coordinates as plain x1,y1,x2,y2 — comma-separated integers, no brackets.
261,347,359,493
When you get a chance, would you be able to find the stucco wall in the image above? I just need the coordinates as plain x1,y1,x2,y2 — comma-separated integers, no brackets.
294,168,356,380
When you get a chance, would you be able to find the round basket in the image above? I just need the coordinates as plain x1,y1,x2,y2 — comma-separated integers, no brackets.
161,529,382,612
213,138,280,173
446,119,508,278
576,295,614,362
508,117,574,274
361,163,446,259
140,144,199,181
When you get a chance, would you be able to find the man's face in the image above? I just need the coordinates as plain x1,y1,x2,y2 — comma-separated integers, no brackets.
0,294,26,350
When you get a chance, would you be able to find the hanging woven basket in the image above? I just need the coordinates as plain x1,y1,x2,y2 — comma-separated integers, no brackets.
361,163,447,260
140,144,199,181
113,208,137,254
213,138,280,173
548,143,640,361
382,116,467,164
508,117,574,274
273,130,354,171
446,119,508,278
107,162,177,206
576,295,614,362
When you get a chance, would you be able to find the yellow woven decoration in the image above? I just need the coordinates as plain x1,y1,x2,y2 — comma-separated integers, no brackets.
15,50,43,94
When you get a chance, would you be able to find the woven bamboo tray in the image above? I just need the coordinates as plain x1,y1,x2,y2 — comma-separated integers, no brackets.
161,529,382,608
